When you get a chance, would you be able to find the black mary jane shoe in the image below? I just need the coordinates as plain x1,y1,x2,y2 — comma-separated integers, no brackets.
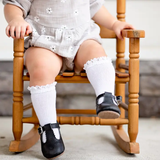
96,92,121,119
38,123,65,159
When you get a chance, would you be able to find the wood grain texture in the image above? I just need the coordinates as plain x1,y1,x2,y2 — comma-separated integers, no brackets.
122,29,145,38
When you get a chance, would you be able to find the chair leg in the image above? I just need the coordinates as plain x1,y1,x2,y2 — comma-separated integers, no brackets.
12,96,23,142
112,37,140,154
128,38,140,144
115,83,126,129
128,93,139,144
11,38,24,146
10,39,40,152
115,38,126,130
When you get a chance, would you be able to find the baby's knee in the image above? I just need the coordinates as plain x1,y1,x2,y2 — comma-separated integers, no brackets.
30,63,51,79
29,59,59,80
25,47,62,80
87,42,106,57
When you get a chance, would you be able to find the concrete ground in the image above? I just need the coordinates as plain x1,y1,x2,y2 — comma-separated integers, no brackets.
0,117,160,160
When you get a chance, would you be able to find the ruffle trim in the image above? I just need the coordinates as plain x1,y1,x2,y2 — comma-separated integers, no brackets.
28,82,57,94
83,57,112,70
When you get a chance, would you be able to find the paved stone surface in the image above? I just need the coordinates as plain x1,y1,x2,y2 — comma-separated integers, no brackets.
0,117,160,160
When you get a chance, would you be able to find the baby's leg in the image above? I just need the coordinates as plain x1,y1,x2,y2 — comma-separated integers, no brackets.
25,47,64,158
75,40,114,95
74,40,120,119
25,47,62,127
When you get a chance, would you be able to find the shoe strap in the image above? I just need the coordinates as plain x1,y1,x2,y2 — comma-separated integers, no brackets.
96,92,107,104
38,123,60,135
96,92,122,105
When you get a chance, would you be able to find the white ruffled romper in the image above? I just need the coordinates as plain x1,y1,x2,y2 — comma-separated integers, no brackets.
3,0,104,72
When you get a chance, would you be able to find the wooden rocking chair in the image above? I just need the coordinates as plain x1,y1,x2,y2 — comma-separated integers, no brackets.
9,0,145,155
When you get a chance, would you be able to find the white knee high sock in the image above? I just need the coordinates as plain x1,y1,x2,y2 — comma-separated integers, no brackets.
28,82,60,141
84,57,115,100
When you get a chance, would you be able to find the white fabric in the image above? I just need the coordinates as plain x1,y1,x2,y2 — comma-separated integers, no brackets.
84,57,115,98
2,0,103,72
28,82,60,141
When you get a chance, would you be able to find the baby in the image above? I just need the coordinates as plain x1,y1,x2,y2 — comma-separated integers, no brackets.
3,0,134,159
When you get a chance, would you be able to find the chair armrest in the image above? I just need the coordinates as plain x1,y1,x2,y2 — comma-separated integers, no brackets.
122,29,145,38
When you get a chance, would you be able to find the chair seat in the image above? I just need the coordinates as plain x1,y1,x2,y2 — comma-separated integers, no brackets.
24,69,129,83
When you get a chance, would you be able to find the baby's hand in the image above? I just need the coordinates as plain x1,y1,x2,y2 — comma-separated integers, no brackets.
6,16,32,39
112,20,134,40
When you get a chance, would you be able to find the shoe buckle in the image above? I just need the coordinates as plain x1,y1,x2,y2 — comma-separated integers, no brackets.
116,96,122,104
113,96,122,105
38,126,43,135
